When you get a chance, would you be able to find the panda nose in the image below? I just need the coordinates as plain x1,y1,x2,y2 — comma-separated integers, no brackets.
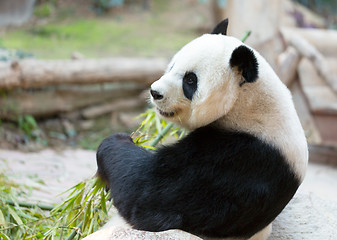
150,89,164,100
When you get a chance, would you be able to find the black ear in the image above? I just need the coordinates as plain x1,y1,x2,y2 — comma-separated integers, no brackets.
211,18,229,35
230,45,259,86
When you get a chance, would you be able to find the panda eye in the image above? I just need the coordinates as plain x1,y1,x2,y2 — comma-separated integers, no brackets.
182,72,198,101
183,72,197,85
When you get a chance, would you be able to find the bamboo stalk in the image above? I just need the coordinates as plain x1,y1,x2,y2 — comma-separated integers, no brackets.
5,199,57,211
241,30,252,43
149,122,174,147
66,222,83,240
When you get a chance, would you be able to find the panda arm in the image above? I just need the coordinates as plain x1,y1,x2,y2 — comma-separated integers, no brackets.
96,133,152,189
96,132,184,231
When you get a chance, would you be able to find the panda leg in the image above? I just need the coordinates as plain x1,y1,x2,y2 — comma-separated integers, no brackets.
248,224,272,240
102,213,131,229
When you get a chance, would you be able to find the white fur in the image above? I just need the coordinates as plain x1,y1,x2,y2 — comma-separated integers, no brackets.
103,213,130,229
151,34,308,182
151,35,242,130
248,224,272,240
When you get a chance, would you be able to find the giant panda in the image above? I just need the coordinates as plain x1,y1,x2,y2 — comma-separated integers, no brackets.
96,19,308,240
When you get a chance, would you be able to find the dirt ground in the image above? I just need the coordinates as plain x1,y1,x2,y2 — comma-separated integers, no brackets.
1,148,337,205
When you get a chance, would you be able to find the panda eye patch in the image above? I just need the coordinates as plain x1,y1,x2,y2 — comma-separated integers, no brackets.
184,72,197,85
183,72,198,100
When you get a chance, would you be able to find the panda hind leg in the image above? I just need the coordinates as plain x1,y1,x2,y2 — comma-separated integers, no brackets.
101,213,131,230
248,224,272,240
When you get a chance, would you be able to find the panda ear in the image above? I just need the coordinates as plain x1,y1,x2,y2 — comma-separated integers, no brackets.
230,45,259,86
211,18,229,35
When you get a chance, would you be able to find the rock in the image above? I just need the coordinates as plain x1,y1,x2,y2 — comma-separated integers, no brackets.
82,191,337,240
82,227,202,240
270,192,337,239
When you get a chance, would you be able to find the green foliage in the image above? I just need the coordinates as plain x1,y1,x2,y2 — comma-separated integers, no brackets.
0,172,54,239
45,177,112,239
2,18,195,59
34,3,53,18
18,115,39,138
0,172,111,239
92,0,124,14
0,35,33,62
17,115,48,146
132,108,186,148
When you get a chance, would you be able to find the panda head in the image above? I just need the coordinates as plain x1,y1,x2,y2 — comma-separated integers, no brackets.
150,19,259,129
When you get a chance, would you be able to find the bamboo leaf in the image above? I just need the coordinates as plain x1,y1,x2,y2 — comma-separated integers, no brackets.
57,196,77,216
0,233,11,240
155,115,162,132
24,115,38,129
100,190,107,216
139,144,156,150
7,206,23,226
87,183,101,200
134,136,153,145
87,217,95,235
24,233,41,239
74,190,84,206
56,181,84,198
0,208,6,227
83,201,92,231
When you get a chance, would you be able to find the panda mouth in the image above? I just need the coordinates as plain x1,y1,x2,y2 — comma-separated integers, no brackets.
157,108,175,117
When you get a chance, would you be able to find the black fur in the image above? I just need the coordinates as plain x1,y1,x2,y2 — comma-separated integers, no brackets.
230,45,259,86
182,72,198,100
96,125,300,239
211,18,229,35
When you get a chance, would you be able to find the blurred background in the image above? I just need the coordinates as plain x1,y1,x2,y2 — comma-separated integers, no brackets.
0,0,337,151
0,0,337,239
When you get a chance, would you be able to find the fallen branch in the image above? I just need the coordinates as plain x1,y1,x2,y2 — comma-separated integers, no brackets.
277,46,300,87
0,58,168,90
0,85,145,120
81,98,146,119
297,58,337,115
287,34,337,94
281,27,337,57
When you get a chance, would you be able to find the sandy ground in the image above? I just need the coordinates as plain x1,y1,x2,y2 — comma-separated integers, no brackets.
0,148,96,204
0,148,337,204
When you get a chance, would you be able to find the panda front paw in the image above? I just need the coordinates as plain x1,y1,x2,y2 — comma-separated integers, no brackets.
109,132,133,143
96,133,133,182
97,133,133,158
97,132,132,152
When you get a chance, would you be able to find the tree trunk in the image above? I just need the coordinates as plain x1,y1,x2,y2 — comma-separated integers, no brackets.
0,84,146,120
0,58,168,90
